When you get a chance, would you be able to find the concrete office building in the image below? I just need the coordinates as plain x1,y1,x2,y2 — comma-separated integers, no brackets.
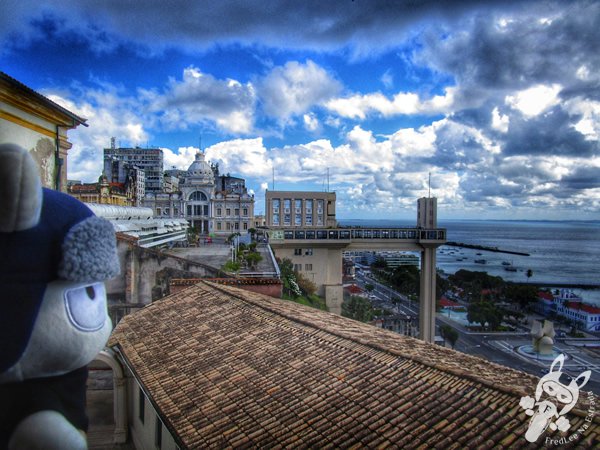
104,143,163,193
265,190,336,228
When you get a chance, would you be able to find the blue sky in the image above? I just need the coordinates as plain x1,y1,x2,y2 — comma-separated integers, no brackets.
2,0,599,220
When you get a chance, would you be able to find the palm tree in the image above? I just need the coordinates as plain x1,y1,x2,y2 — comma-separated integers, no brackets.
526,269,533,281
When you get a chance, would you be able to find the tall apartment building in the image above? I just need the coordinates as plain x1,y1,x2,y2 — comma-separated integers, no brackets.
265,191,336,228
104,144,163,193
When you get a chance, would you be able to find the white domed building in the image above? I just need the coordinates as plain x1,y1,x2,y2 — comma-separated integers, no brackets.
142,150,255,237
179,152,215,234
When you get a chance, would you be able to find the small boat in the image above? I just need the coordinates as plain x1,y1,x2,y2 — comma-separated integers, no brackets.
502,261,511,266
504,266,517,272
475,259,486,264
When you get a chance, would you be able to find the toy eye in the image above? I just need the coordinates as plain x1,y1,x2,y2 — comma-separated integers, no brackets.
64,283,107,332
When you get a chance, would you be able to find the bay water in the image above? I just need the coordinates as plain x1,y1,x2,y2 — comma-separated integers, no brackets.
338,219,600,305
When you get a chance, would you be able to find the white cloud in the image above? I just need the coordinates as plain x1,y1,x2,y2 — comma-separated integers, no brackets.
326,87,457,119
162,146,198,170
303,113,320,132
505,84,562,118
380,69,394,89
491,107,509,132
205,137,272,178
155,66,256,134
257,60,342,121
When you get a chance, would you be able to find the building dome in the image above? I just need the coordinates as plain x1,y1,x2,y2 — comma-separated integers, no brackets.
187,152,214,181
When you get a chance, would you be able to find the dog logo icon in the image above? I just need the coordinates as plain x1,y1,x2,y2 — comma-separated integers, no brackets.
520,354,591,442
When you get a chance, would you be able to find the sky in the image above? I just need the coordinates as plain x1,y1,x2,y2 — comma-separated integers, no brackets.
1,0,599,220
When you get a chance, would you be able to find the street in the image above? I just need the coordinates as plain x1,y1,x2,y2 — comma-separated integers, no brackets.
353,271,600,394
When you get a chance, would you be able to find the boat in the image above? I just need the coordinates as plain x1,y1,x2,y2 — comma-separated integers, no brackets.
502,261,511,266
475,259,486,264
504,266,517,272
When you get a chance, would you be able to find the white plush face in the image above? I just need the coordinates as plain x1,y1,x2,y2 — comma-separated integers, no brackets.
1,280,112,382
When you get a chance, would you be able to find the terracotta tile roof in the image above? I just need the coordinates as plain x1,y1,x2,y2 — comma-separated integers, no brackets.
109,281,600,449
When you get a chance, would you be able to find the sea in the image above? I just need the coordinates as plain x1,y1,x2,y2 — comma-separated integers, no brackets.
338,219,600,305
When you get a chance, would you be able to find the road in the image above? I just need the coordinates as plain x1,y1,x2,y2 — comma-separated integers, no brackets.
353,272,600,394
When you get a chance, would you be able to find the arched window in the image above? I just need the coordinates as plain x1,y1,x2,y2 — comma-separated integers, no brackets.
189,191,208,201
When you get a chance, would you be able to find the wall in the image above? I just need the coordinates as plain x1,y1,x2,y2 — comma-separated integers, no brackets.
105,236,223,307
127,375,179,450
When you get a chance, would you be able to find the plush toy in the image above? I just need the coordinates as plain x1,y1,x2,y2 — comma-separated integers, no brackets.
0,144,119,449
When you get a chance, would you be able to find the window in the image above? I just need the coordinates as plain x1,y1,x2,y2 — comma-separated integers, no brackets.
294,263,302,272
272,213,280,225
284,199,291,213
203,205,209,216
305,214,312,225
235,208,240,216
295,199,302,214
305,199,313,213
305,264,312,271
243,208,248,216
294,213,302,226
217,208,222,216
294,248,302,256
189,191,208,201
284,213,291,225
155,416,162,449
217,222,222,230
226,208,231,216
272,199,280,213
305,248,313,255
138,387,145,424
243,222,248,230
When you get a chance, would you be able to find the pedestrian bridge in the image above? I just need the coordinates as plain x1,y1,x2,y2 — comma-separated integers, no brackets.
268,227,446,250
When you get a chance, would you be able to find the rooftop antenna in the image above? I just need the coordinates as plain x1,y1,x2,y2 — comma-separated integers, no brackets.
428,172,431,198
110,137,116,150
272,166,275,190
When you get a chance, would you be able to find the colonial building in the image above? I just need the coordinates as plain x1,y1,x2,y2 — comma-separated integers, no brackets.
0,71,87,191
143,152,255,236
68,174,131,205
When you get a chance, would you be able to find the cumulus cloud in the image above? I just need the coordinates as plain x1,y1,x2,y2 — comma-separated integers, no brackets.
45,88,150,181
150,66,256,134
326,87,457,119
257,60,342,121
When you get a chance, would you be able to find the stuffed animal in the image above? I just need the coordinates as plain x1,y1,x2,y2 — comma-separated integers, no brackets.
0,143,119,449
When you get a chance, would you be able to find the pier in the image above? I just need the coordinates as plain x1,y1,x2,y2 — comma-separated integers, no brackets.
446,241,530,256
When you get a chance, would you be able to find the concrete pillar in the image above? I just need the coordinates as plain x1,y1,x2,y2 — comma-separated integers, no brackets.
324,247,344,315
419,246,437,343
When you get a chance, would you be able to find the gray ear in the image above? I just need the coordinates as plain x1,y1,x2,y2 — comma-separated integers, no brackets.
0,144,42,232
58,216,120,282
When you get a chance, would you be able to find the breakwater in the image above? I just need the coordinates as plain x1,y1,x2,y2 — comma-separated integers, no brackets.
445,241,530,256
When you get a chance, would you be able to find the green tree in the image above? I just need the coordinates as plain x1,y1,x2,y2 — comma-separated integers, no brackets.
222,260,241,273
440,324,459,349
467,300,504,330
342,296,374,323
296,271,317,296
505,284,538,312
244,251,263,269
365,283,375,293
